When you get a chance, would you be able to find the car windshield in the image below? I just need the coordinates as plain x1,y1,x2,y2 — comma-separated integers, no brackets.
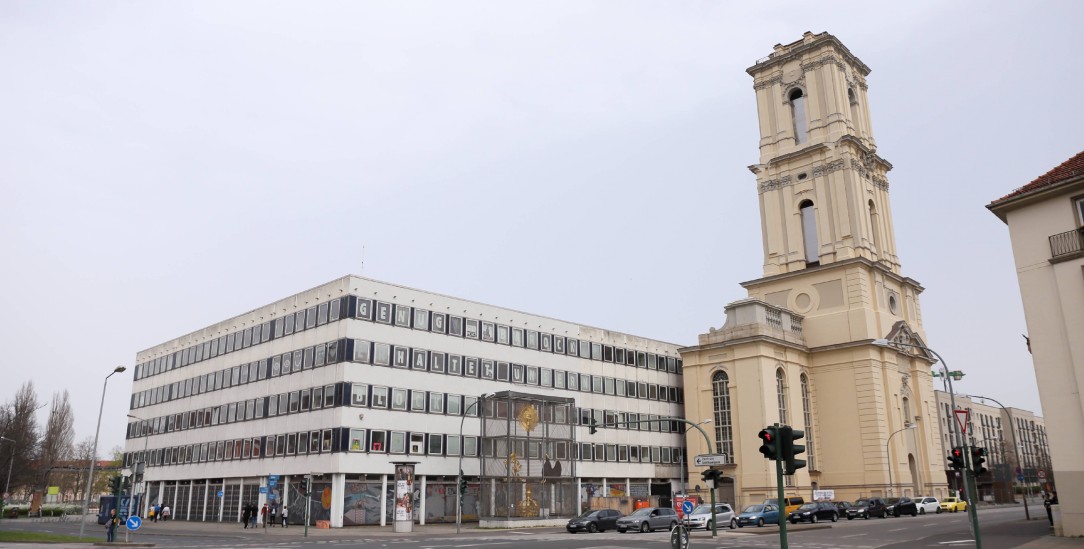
742,505,766,513
853,500,870,507
575,510,600,519
690,505,713,515
796,503,816,511
630,508,653,516
885,498,900,504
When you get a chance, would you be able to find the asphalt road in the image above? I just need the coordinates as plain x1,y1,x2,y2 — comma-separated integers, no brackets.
0,506,1054,548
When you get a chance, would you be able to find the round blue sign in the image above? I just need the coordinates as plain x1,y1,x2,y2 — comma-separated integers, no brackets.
682,500,694,514
126,516,142,531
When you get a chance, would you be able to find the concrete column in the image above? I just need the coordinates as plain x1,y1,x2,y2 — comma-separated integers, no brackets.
576,478,582,513
237,478,243,522
379,474,387,527
202,480,210,521
330,473,345,528
257,478,266,525
490,478,496,516
217,481,225,522
419,476,426,525
185,480,194,520
171,482,179,518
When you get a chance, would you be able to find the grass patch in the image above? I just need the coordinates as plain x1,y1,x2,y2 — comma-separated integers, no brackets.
0,530,91,542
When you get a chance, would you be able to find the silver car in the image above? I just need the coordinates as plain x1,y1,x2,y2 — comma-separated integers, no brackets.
682,503,734,530
616,507,679,533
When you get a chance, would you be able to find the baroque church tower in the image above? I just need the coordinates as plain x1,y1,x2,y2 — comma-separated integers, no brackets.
680,32,947,507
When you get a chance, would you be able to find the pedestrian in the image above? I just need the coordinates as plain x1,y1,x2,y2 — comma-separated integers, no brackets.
148,505,155,522
242,504,251,528
281,505,288,527
106,509,119,543
162,505,170,521
261,504,269,528
270,505,277,527
1044,491,1058,526
250,504,258,528
154,503,161,522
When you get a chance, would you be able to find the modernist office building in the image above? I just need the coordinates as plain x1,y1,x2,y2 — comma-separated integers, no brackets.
123,276,687,526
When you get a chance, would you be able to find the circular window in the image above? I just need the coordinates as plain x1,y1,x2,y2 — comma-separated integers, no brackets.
888,294,899,315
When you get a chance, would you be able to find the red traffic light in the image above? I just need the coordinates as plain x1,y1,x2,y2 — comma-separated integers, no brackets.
758,427,779,460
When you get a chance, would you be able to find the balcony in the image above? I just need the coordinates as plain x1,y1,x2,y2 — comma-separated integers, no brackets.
1049,227,1084,261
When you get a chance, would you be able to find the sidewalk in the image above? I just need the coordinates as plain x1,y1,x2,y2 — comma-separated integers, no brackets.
126,518,485,539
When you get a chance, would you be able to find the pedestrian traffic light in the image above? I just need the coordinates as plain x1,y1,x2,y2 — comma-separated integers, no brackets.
700,469,721,487
948,447,965,470
971,447,988,476
780,426,807,474
758,426,779,460
589,418,599,435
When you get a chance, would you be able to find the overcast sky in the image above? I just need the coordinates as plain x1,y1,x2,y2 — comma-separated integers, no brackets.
2,1,1080,456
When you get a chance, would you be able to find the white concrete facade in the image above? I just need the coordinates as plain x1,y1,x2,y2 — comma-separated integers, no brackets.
124,276,686,527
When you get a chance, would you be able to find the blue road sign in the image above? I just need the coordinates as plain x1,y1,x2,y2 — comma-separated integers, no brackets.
1018,474,1025,482
217,490,224,497
269,479,277,487
269,494,277,501
126,516,142,531
682,500,694,515
269,475,279,480
260,487,267,494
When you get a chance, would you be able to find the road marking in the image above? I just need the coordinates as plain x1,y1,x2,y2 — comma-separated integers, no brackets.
842,533,868,538
889,527,909,531
938,541,974,545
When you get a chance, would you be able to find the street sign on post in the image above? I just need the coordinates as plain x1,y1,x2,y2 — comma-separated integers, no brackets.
682,500,694,515
694,454,728,466
1038,470,1047,480
126,516,142,531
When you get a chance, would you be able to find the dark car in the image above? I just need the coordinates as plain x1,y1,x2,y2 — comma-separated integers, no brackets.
884,497,918,517
833,501,852,516
846,497,888,519
788,501,839,523
566,509,621,533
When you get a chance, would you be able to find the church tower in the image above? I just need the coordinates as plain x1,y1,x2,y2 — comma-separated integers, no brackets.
680,32,947,508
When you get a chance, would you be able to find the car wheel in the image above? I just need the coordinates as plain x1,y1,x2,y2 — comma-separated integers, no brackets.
864,514,870,520
640,522,649,533
936,507,942,514
911,509,918,517
831,513,838,522
617,528,626,533
706,520,712,531
757,518,765,527
847,516,853,520
670,521,677,530
919,507,925,515
790,518,799,524
587,523,597,533
730,519,738,530
811,514,818,524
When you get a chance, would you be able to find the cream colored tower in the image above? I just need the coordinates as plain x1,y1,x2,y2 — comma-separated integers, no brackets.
680,32,948,508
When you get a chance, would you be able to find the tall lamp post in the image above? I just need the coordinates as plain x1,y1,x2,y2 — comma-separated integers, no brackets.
681,419,712,497
456,392,494,534
78,366,126,540
872,339,981,549
1,436,14,517
960,394,1030,520
124,414,150,541
887,423,915,496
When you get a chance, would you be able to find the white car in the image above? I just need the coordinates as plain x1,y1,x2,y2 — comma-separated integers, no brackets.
914,496,941,514
682,503,734,530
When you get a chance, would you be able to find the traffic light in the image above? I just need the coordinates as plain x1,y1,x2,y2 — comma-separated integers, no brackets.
948,447,965,470
971,447,988,476
458,471,468,500
589,418,599,435
109,475,122,496
121,475,132,494
780,426,807,474
758,426,779,460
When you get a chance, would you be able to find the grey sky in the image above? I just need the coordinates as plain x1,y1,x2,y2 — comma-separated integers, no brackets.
2,1,1080,455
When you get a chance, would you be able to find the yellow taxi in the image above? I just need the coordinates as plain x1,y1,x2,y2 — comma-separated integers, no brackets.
939,496,967,512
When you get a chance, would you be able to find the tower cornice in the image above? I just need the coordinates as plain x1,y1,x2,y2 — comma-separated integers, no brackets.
740,256,924,293
746,31,870,78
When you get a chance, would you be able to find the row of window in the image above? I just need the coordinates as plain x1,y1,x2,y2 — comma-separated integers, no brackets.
134,295,683,382
127,427,684,469
135,297,348,380
127,379,682,442
132,337,683,413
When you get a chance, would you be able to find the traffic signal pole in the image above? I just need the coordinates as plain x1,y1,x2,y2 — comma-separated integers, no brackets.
773,424,790,549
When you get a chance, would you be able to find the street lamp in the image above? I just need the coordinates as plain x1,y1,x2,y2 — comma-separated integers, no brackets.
681,419,712,496
78,366,126,540
456,392,494,534
886,423,915,496
872,339,982,549
0,436,14,516
959,394,1030,520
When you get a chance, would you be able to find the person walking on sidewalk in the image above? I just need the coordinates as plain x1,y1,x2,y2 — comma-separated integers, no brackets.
242,504,251,528
261,504,269,528
105,509,119,543
161,505,170,521
281,506,288,527
270,505,277,527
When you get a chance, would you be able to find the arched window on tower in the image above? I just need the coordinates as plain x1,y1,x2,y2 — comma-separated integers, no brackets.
790,88,808,144
776,368,789,425
800,200,819,266
801,373,816,471
711,371,734,460
868,199,881,254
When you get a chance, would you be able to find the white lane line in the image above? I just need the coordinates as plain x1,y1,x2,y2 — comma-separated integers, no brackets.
842,533,868,538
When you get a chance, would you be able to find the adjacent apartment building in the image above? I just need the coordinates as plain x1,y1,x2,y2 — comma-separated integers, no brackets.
988,150,1084,536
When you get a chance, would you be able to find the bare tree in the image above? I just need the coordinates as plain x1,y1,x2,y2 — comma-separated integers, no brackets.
38,391,75,497
0,382,41,499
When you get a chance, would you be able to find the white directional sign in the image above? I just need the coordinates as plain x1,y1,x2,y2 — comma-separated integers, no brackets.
694,454,728,466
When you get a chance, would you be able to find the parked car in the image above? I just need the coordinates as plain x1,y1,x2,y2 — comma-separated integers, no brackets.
914,496,941,514
566,509,622,533
733,503,779,528
846,497,888,519
884,497,918,517
616,507,678,533
940,497,968,513
682,503,734,531
764,496,806,514
788,501,839,523
833,501,853,516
